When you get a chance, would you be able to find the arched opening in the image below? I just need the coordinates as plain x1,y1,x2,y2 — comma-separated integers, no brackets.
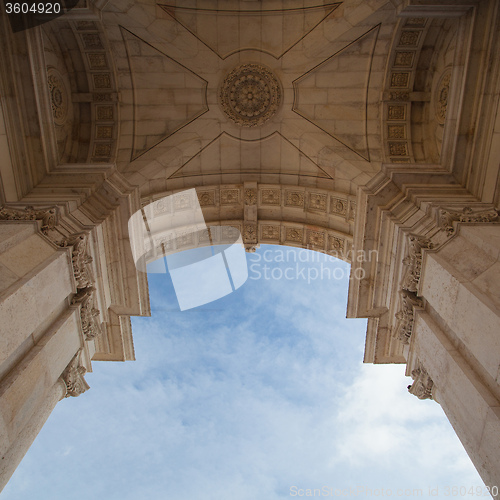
2,244,483,498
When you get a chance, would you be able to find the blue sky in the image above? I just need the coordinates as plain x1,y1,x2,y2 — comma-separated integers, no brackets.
2,245,485,499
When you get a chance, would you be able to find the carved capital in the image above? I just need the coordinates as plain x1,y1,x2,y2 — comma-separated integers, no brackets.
62,350,90,398
394,289,423,345
72,286,102,341
438,206,499,236
59,233,95,289
407,362,434,400
0,205,57,235
401,234,434,293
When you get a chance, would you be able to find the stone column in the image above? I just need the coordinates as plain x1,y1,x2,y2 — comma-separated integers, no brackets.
0,378,66,491
0,220,88,491
411,223,500,488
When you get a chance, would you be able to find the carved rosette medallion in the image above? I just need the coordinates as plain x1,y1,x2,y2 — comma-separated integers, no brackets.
220,64,281,127
435,69,451,125
47,68,69,126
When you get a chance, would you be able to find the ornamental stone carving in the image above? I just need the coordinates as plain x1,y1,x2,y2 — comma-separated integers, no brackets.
220,64,281,127
307,230,325,248
59,233,94,290
261,189,280,205
62,350,90,398
243,223,257,243
198,191,216,207
308,193,327,212
285,191,304,208
329,236,345,253
285,227,303,242
71,286,102,341
47,68,69,126
0,205,57,235
330,197,347,216
394,290,423,345
220,189,240,205
438,206,499,235
401,234,434,293
262,225,280,240
407,362,434,400
244,189,257,205
435,69,451,125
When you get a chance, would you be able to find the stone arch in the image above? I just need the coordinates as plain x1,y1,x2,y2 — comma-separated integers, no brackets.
381,15,462,165
141,183,356,265
40,18,120,164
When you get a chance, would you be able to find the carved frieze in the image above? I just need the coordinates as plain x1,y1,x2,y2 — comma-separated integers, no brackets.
388,124,406,139
308,193,327,213
388,105,406,120
398,31,420,47
307,230,325,248
285,191,304,208
330,197,347,216
62,350,90,398
220,189,240,205
261,225,280,240
285,227,303,243
261,189,280,206
390,72,410,88
394,52,415,67
388,142,408,156
438,206,499,235
0,205,57,235
198,191,216,207
329,236,345,254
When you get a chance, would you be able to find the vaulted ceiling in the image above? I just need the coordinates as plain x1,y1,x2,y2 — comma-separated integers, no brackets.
100,0,402,198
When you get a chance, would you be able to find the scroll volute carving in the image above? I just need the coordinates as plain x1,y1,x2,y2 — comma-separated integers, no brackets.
407,362,434,400
62,350,90,398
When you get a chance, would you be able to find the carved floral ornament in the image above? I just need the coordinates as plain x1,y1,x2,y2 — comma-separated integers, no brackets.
220,63,282,127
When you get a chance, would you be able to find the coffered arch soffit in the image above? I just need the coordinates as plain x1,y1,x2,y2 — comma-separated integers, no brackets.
141,183,357,264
